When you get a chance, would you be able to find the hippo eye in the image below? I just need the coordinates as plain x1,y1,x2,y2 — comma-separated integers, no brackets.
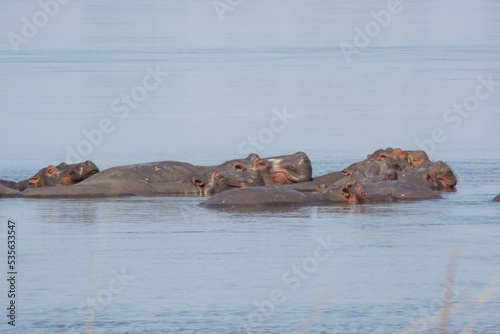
234,164,246,171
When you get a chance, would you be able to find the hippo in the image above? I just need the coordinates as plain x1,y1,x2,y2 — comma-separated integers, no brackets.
198,185,362,209
288,149,453,193
0,184,20,198
143,152,311,186
18,163,264,198
367,147,430,170
336,159,399,187
2,152,313,199
285,171,345,192
406,150,430,168
493,194,500,202
0,179,31,191
28,161,100,188
411,161,457,190
260,152,313,185
0,179,17,189
199,180,442,209
356,180,442,202
0,161,99,191
286,154,417,193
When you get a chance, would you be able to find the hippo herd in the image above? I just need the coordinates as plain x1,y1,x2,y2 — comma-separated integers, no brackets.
1,147,499,208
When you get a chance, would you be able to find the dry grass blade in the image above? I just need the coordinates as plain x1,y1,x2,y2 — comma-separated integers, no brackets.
298,288,333,334
439,244,464,334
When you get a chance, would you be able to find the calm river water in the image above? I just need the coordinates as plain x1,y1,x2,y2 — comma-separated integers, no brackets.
1,0,500,333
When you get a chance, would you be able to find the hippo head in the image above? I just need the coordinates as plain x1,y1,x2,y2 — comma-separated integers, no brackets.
260,152,313,185
218,154,260,173
321,185,367,204
368,147,410,170
406,150,430,168
28,161,99,187
415,161,457,190
340,159,398,186
192,170,265,196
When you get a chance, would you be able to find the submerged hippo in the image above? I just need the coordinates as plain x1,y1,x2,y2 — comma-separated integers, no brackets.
198,185,361,209
493,194,500,202
288,148,456,193
356,180,442,202
199,180,441,209
18,161,265,198
2,152,313,199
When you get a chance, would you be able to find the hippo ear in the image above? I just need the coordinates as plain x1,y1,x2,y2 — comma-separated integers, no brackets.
245,153,260,161
341,170,352,176
45,165,59,177
56,162,68,169
253,158,267,170
193,178,206,188
28,177,39,185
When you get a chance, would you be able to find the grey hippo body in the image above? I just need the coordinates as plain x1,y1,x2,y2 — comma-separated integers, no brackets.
494,194,500,202
18,161,263,198
199,180,442,209
6,152,312,198
198,185,359,209
286,148,456,194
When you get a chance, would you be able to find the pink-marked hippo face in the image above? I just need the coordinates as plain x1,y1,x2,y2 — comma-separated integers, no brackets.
28,161,99,187
263,152,313,185
432,161,457,189
29,165,59,187
416,161,457,190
